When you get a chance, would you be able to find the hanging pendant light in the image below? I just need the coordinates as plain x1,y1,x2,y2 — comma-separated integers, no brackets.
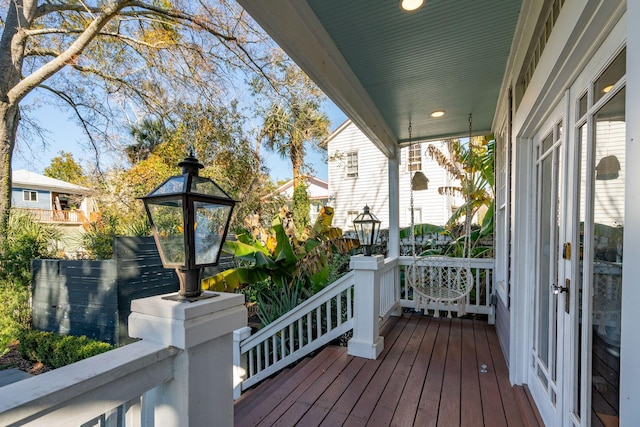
595,155,620,180
411,172,429,190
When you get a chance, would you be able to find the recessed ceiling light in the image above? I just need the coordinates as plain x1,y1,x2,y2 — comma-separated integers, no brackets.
602,84,614,93
400,0,424,12
430,110,445,118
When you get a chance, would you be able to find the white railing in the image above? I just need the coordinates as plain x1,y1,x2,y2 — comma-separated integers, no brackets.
0,341,177,427
398,256,495,323
379,257,399,322
235,271,355,393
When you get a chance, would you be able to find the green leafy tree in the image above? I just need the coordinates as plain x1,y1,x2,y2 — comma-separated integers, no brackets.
292,182,311,232
0,0,273,245
43,151,86,186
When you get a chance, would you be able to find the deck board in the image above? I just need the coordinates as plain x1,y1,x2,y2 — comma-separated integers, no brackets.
460,317,483,427
438,318,462,427
474,319,508,427
235,313,540,426
414,318,450,427
391,316,436,427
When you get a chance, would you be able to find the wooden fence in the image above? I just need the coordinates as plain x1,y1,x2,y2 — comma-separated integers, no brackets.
31,237,179,345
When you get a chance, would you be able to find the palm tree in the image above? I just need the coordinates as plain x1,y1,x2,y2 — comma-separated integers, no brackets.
254,60,330,230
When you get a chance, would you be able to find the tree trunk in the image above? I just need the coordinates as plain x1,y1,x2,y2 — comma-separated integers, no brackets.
0,101,19,243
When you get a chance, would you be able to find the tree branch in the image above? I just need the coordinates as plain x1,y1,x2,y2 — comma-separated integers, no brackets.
8,0,135,104
38,84,103,169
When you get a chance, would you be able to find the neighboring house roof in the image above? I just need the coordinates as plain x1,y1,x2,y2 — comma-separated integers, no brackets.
12,170,91,195
265,176,329,201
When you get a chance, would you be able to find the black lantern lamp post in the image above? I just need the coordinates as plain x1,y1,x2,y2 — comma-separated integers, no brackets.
353,205,381,256
141,152,236,302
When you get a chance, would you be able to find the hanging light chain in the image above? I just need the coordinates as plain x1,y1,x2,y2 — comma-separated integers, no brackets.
409,121,417,259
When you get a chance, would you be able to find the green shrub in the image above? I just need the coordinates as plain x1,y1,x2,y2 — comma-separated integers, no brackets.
0,210,61,284
81,213,118,259
0,282,32,353
19,330,114,369
0,210,61,354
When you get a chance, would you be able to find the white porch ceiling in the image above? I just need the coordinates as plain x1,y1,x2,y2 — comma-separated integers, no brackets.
238,0,523,158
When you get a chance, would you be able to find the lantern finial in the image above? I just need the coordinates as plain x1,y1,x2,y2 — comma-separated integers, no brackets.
178,152,204,176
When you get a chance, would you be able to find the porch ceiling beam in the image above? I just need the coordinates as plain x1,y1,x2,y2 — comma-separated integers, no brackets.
238,0,397,159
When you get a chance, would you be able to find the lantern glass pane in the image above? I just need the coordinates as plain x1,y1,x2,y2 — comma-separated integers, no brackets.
147,200,185,265
190,176,231,198
355,223,373,245
150,176,185,196
194,202,232,265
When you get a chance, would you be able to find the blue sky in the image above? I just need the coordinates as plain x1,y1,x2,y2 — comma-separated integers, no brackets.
12,99,346,183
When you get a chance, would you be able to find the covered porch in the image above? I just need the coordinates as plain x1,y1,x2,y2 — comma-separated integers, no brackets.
235,314,541,427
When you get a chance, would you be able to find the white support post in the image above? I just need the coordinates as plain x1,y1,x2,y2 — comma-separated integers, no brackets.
388,154,400,259
233,326,252,400
128,292,247,427
348,255,384,359
388,154,403,318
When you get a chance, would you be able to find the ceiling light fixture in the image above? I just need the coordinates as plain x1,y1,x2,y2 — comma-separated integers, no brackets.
430,110,445,118
602,84,614,93
400,0,424,12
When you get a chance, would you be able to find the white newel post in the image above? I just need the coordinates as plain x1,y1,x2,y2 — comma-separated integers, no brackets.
233,326,252,400
348,254,384,359
128,292,247,427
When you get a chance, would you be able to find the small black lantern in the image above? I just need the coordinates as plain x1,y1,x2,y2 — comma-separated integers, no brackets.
141,152,235,301
353,205,381,256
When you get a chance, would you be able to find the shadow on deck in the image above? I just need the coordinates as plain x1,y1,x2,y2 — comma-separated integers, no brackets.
235,313,542,426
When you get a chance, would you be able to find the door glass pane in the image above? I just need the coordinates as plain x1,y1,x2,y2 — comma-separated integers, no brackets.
594,49,626,104
537,152,553,369
590,88,624,424
575,124,587,419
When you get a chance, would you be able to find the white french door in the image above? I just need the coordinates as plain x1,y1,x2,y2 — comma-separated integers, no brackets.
529,117,567,426
570,48,626,427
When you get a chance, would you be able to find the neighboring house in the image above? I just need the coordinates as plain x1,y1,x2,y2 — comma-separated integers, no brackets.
324,119,462,231
238,1,639,425
264,176,329,225
11,170,99,252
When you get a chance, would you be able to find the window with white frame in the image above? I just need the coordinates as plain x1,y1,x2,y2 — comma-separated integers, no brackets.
23,190,37,202
346,152,358,178
406,207,422,225
347,210,359,228
408,143,422,171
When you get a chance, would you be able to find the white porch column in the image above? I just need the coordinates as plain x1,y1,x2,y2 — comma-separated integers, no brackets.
128,292,247,427
388,153,400,258
348,254,384,359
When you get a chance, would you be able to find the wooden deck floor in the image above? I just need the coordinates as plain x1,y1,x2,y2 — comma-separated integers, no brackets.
235,313,541,427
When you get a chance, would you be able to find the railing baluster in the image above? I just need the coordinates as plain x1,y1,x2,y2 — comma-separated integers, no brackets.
315,306,321,338
326,300,332,331
289,323,294,355
257,344,262,372
272,335,277,364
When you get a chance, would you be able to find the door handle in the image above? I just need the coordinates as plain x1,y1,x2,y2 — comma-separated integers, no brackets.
551,279,570,314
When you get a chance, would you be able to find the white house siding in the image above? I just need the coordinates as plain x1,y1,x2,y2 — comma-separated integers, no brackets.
494,1,636,424
327,121,461,231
